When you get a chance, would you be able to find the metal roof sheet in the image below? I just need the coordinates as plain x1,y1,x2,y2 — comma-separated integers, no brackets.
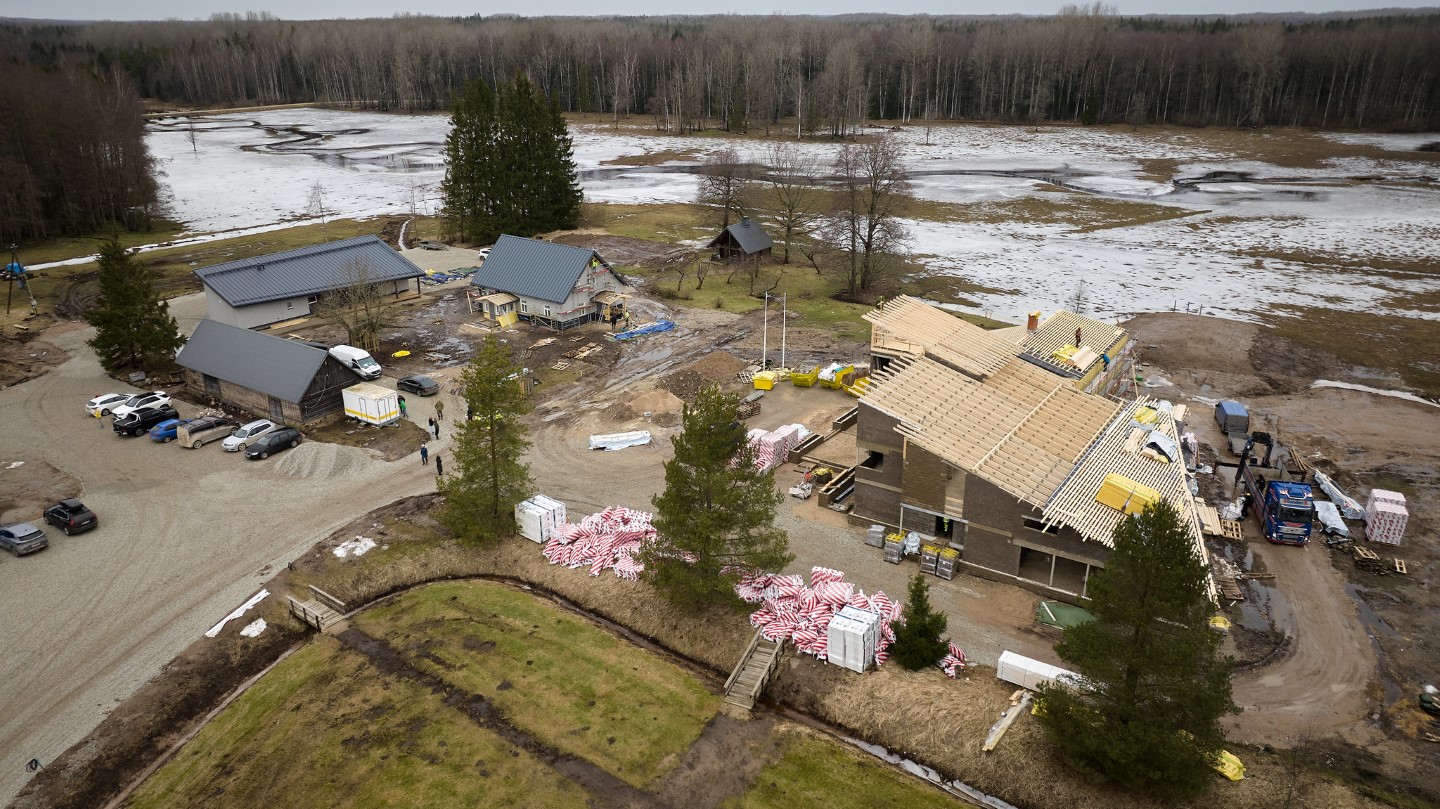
468,234,603,304
708,219,773,254
194,236,422,308
175,320,330,403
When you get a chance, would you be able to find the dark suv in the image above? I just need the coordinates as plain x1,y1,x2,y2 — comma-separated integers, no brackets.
244,426,302,460
43,499,99,535
114,405,179,437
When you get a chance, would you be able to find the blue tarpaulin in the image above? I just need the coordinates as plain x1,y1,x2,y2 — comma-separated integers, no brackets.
612,320,676,341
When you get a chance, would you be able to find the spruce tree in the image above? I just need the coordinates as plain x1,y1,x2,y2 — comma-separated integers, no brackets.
890,572,948,670
85,235,183,373
642,385,793,610
1035,499,1237,799
442,74,581,243
440,336,534,543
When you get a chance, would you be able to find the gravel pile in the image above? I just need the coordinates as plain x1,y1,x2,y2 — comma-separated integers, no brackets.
274,442,371,480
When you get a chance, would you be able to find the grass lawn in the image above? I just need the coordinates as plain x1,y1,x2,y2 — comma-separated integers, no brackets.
354,580,720,787
1270,304,1440,398
724,732,960,809
127,638,590,809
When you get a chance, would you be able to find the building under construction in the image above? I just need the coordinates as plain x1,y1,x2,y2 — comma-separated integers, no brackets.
852,297,1207,603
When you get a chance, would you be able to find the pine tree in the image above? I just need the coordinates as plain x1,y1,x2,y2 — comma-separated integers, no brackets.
1035,499,1237,799
439,336,534,543
442,74,581,243
642,385,793,610
889,572,948,670
85,235,183,373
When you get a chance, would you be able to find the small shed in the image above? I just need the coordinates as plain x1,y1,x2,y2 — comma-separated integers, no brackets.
706,219,772,263
175,319,362,426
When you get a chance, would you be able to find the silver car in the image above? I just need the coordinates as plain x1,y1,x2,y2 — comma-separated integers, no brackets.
222,419,278,452
0,523,48,556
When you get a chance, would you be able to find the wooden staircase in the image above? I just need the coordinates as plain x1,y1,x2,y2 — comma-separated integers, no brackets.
723,630,783,710
288,585,346,633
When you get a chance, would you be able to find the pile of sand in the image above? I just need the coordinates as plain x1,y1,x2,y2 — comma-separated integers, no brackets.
628,388,684,414
687,351,747,382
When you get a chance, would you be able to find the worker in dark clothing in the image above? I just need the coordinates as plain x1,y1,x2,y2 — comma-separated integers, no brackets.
420,445,429,465
435,400,444,421
435,454,443,476
1240,490,1253,519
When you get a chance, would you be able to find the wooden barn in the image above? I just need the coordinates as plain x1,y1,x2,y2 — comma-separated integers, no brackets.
706,218,772,263
175,319,362,426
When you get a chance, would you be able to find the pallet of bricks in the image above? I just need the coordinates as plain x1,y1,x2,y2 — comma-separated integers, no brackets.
882,533,905,564
919,544,959,580
1364,488,1408,546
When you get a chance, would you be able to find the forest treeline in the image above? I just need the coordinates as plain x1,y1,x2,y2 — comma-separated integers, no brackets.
4,8,1439,132
0,63,156,243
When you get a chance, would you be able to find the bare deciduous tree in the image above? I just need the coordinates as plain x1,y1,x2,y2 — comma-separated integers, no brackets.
823,136,911,295
695,148,753,231
751,142,824,265
314,258,403,353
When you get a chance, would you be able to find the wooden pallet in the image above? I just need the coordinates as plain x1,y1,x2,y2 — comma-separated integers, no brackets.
1220,520,1244,541
568,335,586,343
552,361,571,371
574,344,602,359
530,337,558,349
1216,576,1245,602
1394,558,1408,575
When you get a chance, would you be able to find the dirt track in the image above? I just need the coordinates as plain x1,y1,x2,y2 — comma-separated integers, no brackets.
0,294,447,807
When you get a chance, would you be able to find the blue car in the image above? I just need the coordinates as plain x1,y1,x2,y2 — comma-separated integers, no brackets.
149,418,193,443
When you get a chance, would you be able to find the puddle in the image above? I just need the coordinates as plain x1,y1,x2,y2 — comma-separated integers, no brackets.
1344,583,1404,707
1216,543,1295,634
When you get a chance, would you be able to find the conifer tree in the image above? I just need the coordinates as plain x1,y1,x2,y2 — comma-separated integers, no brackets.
1036,499,1236,799
642,385,793,610
440,336,534,543
889,572,948,670
85,236,183,373
442,74,581,243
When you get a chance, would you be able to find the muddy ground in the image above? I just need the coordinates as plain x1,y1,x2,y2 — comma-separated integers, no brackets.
0,328,68,389
1127,312,1440,794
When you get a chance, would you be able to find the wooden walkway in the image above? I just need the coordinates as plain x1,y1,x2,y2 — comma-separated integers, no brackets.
288,585,347,633
723,630,783,711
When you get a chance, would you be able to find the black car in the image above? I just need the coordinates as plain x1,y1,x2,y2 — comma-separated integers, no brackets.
244,426,302,460
43,499,99,535
114,405,180,437
396,375,440,396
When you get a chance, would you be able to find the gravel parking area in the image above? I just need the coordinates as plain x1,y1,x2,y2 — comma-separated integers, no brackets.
0,295,449,806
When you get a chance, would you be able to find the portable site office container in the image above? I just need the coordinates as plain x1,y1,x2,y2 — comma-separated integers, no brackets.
826,606,881,673
996,650,1080,691
342,383,400,426
515,495,567,543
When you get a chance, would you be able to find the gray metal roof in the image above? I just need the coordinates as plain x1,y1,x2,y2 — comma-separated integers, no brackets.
176,319,330,402
194,235,423,307
468,235,603,304
708,219,773,254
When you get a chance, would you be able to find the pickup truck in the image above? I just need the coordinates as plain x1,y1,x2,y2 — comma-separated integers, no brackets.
177,415,236,449
114,405,180,437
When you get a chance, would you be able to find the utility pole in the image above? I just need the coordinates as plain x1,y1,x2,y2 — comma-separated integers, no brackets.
780,292,787,369
761,292,769,368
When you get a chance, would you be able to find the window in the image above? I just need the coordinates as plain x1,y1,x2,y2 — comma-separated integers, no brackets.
307,295,318,305
1023,516,1060,535
544,306,552,318
286,300,294,310
520,301,528,313
862,451,884,471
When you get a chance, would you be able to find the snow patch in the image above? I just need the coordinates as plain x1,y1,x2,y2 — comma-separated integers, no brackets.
333,535,378,558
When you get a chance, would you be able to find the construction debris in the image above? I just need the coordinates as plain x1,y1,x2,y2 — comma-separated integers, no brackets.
982,690,1033,753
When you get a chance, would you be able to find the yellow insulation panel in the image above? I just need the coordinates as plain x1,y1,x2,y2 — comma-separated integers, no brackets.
1095,473,1161,515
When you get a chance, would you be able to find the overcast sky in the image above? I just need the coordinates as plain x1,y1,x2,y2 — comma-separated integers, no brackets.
0,1,1421,21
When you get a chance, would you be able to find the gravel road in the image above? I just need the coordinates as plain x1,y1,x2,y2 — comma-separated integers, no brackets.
0,295,445,806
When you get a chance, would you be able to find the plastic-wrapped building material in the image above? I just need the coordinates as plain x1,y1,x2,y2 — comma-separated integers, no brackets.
1313,500,1349,538
1313,471,1364,520
996,650,1080,691
1365,500,1408,546
515,495,567,543
826,606,882,673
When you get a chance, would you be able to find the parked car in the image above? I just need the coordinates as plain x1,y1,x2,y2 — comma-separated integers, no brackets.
42,499,98,535
397,375,440,396
111,391,172,420
114,405,180,437
477,247,491,262
244,426,302,460
149,418,193,443
0,522,48,556
177,415,236,449
222,419,278,452
86,393,130,417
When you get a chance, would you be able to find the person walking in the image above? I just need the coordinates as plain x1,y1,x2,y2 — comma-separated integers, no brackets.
435,399,445,421
466,404,473,421
427,415,436,433
398,396,407,418
419,445,429,465
434,454,443,476
433,420,441,439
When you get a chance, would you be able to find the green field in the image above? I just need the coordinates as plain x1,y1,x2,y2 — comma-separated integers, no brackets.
723,733,961,809
353,581,720,787
127,639,591,809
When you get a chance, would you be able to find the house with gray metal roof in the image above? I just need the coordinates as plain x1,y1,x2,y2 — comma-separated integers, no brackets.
195,235,424,330
176,319,362,426
706,218,772,263
468,235,630,331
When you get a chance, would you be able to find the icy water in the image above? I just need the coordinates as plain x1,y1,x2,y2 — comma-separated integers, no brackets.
144,110,1440,324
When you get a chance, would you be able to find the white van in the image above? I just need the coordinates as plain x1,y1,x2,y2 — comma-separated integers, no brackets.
329,345,382,380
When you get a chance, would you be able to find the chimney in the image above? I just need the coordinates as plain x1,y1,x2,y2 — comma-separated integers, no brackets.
1026,310,1040,333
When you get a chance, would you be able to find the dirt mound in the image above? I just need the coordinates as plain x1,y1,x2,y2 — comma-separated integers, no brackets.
686,350,747,382
0,333,69,388
628,389,683,414
660,370,711,402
